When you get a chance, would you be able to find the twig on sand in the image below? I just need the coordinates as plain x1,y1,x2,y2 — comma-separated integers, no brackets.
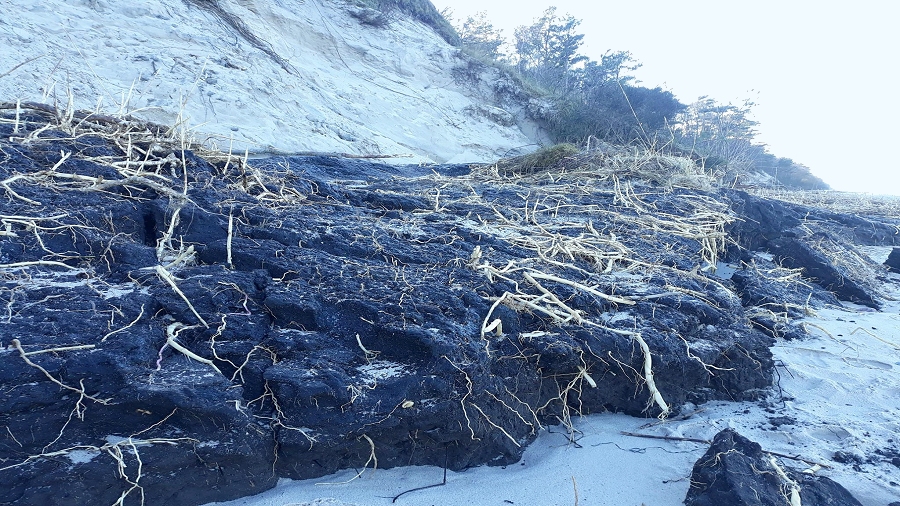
572,475,580,506
0,55,47,79
253,149,413,159
620,431,710,444
621,431,832,468
391,447,449,503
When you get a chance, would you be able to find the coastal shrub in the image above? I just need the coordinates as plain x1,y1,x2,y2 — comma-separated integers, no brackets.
492,143,714,190
548,83,684,144
672,98,829,189
440,6,824,190
455,10,506,60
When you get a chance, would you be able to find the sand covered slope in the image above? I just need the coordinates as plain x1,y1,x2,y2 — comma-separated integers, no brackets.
0,0,544,162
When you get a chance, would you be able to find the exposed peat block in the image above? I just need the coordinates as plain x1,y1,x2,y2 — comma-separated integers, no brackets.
686,429,863,506
1,107,896,506
886,247,900,273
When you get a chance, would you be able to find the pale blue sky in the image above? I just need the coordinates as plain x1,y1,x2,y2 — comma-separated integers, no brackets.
432,0,900,195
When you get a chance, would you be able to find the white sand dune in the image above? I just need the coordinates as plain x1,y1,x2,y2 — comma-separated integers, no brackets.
0,0,543,163
206,249,900,506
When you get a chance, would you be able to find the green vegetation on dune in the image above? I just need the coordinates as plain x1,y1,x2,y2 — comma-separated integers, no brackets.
672,97,828,189
342,1,828,190
437,5,828,190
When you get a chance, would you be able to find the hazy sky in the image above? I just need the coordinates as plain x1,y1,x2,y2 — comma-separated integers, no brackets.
432,0,900,195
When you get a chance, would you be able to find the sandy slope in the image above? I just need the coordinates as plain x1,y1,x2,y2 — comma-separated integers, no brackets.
206,249,900,506
0,0,541,162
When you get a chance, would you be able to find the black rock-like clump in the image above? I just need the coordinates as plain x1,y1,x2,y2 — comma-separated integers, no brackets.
886,247,900,273
725,190,895,309
686,429,863,506
1,106,897,506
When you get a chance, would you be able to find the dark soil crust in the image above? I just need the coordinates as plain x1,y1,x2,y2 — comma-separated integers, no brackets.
686,429,863,506
0,106,895,505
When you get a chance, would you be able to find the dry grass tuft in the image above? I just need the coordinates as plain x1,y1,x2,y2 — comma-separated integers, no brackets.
490,143,716,190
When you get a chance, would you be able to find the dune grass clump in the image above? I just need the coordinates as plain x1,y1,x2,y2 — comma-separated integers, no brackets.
495,143,581,176
490,143,717,190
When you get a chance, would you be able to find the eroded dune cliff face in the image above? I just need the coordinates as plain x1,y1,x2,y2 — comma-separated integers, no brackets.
0,0,546,161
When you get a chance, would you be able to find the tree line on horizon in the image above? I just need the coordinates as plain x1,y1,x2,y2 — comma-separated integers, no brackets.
347,0,826,189
442,6,828,190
